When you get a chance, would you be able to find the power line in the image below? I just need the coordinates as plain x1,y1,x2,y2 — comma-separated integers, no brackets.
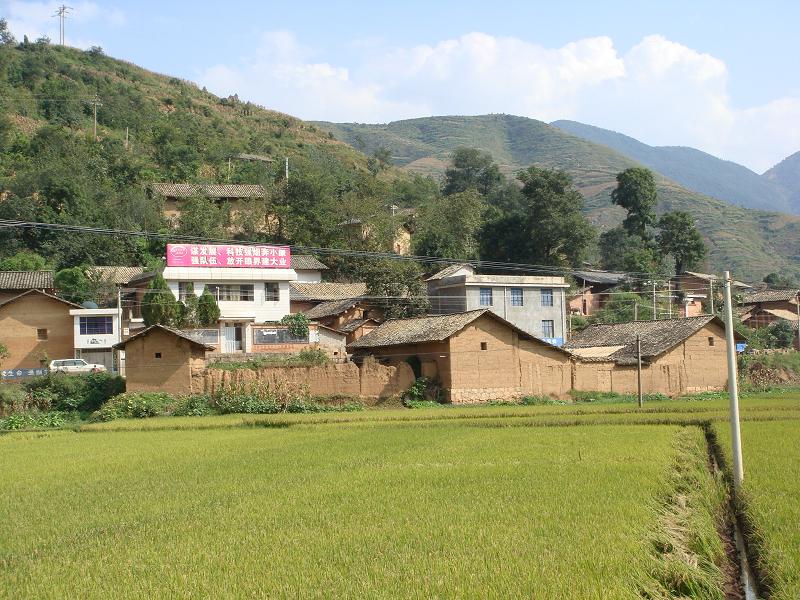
52,5,72,46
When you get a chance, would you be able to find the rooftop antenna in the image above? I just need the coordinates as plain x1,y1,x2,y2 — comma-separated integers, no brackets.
52,5,72,46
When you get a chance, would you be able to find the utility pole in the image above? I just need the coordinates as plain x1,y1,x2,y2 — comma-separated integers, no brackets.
636,335,643,408
667,281,672,318
285,157,289,181
652,281,657,320
723,270,744,495
709,278,715,314
634,303,638,322
125,127,129,150
796,298,799,351
87,95,102,139
52,5,72,46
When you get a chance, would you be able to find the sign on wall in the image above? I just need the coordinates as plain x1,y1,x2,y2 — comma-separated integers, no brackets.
167,244,291,268
1,368,49,380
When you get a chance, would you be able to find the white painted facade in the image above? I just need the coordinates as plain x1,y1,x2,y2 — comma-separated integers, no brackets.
69,308,121,371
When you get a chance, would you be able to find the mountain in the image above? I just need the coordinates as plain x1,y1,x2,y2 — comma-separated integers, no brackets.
316,114,800,281
551,120,795,215
764,151,800,213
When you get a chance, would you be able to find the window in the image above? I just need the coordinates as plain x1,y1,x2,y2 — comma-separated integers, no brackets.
178,282,193,302
79,316,113,335
708,337,715,347
541,288,554,307
480,342,488,351
37,328,48,341
510,288,523,306
479,287,493,306
207,284,255,302
541,320,555,338
264,282,280,302
154,352,162,359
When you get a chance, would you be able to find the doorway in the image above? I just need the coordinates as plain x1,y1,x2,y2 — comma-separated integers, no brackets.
223,322,243,353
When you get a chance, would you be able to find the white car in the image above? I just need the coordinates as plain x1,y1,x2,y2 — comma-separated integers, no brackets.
49,359,107,374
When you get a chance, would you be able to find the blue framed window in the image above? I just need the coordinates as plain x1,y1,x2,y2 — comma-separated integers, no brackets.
479,287,493,306
541,288,554,307
80,316,113,335
510,288,523,306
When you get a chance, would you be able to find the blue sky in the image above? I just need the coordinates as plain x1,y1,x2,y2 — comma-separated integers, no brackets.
3,0,800,171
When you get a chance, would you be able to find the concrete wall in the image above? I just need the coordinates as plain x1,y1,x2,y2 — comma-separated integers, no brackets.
0,294,74,369
123,328,206,395
198,360,415,401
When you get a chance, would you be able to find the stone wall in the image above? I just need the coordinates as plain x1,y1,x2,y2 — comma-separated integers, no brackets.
196,360,415,401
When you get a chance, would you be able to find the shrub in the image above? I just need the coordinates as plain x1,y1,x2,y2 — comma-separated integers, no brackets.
169,394,213,417
0,384,29,415
24,372,125,412
296,347,329,365
0,410,69,431
212,381,281,414
520,395,566,406
91,392,174,422
402,377,441,407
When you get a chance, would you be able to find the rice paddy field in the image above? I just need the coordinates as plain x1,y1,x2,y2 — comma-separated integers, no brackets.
2,391,799,599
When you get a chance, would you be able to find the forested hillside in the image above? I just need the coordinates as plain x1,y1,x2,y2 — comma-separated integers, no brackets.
317,114,800,281
0,40,435,277
551,119,795,214
764,150,800,214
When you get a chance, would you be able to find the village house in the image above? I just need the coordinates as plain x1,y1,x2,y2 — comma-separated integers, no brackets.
426,264,569,345
738,288,799,327
672,271,752,316
69,303,122,372
348,309,573,402
113,325,212,395
0,270,55,303
302,298,381,345
568,270,627,316
289,282,369,314
565,316,740,395
148,182,266,220
0,289,79,376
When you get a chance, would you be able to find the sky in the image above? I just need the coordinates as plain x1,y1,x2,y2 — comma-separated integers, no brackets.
3,0,800,172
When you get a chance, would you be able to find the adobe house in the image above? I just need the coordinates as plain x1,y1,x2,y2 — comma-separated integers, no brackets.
302,297,382,345
147,183,265,221
739,289,799,332
113,325,213,395
0,289,79,371
0,271,55,303
348,309,573,403
565,316,743,395
671,271,752,316
567,269,627,316
289,282,369,314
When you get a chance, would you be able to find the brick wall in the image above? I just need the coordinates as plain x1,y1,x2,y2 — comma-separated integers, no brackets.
0,293,74,369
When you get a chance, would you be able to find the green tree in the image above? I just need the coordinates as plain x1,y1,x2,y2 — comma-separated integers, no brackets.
359,258,429,319
176,196,226,239
765,320,795,349
481,167,595,267
141,274,180,326
196,285,221,327
763,272,795,289
54,267,96,304
442,148,503,197
0,251,49,271
414,189,485,259
178,282,199,328
657,211,707,276
589,292,654,324
0,19,15,45
611,167,658,239
599,227,663,275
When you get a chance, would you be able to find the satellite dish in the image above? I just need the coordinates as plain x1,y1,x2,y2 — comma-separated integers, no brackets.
81,301,99,309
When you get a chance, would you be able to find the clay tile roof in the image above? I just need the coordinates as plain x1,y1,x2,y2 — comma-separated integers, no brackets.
740,289,800,304
113,324,215,351
564,316,730,365
303,298,361,320
149,183,265,198
682,271,751,288
425,263,475,281
291,255,329,271
0,270,54,290
348,310,489,348
87,266,147,285
337,318,378,334
572,270,627,286
290,282,368,301
0,288,82,310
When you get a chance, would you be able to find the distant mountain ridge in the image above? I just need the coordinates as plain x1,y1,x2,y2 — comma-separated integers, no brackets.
316,114,800,281
764,151,800,214
551,120,797,215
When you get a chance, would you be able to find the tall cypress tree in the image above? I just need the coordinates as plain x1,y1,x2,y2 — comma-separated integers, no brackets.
141,273,180,326
196,285,221,327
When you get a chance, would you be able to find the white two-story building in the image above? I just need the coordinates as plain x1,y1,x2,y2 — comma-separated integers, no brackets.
70,305,122,371
124,245,331,354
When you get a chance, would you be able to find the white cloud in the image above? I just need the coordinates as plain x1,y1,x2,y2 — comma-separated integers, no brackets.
196,30,800,172
5,1,125,48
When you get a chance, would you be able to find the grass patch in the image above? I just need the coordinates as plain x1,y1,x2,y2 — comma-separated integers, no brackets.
570,390,671,404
